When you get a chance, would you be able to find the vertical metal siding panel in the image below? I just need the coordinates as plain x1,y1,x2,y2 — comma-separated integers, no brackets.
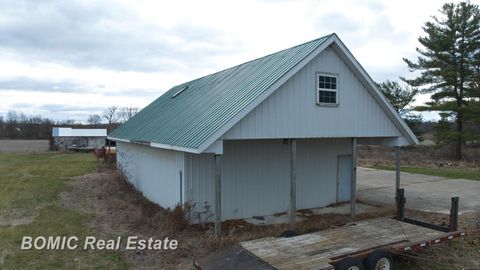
297,139,351,209
221,46,402,140
302,61,309,134
184,138,354,220
177,151,185,205
340,61,350,135
222,140,290,220
115,142,183,209
356,74,363,134
296,138,351,209
185,153,215,222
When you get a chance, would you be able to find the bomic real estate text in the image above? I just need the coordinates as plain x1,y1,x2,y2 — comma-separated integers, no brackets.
21,236,178,250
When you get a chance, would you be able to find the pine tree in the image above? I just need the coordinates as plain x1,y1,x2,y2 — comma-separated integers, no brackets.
403,2,480,160
377,80,423,140
376,80,418,116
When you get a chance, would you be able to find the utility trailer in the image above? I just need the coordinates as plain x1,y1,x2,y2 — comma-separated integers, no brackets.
194,190,464,270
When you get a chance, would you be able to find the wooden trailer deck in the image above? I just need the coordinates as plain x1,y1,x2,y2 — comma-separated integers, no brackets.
241,217,463,270
195,217,465,270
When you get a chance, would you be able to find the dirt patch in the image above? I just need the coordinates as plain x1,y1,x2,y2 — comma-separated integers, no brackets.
60,168,393,269
0,207,41,227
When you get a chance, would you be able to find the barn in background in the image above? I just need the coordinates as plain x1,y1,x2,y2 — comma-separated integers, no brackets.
52,127,107,151
109,34,418,232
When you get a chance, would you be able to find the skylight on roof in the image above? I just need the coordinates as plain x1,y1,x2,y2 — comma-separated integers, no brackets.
171,85,188,98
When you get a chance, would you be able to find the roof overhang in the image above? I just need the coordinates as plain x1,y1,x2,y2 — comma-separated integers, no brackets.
357,136,411,146
108,136,202,154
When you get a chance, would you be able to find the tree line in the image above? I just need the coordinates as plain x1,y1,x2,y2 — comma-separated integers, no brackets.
0,106,137,139
1,2,478,160
377,1,479,160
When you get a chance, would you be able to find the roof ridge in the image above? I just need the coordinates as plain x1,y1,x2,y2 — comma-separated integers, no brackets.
172,33,335,89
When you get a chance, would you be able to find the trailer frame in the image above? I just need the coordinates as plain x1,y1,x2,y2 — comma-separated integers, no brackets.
194,190,464,270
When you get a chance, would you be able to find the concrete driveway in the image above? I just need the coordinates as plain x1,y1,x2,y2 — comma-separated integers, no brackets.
357,167,480,214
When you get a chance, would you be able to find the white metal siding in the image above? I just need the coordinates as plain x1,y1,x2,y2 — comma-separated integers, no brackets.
222,139,290,220
222,46,401,140
184,152,216,222
116,141,184,209
186,138,351,220
296,138,351,209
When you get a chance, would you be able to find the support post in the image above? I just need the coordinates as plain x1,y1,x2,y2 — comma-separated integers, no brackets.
350,138,357,221
395,146,401,199
289,139,297,229
179,170,183,206
214,154,222,237
396,188,405,221
449,197,459,232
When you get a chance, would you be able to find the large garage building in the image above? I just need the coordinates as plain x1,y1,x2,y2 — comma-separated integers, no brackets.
109,34,417,228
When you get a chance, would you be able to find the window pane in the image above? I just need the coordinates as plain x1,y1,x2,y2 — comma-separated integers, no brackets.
318,90,337,104
318,75,337,90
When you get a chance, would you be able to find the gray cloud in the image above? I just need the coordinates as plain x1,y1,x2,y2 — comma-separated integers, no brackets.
36,104,105,113
0,76,87,93
0,0,239,72
102,88,161,98
316,12,363,36
314,1,407,46
0,103,107,122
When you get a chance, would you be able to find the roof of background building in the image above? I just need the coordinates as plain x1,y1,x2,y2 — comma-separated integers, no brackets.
52,127,107,137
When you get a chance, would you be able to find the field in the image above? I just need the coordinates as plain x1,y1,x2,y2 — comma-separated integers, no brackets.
0,152,478,269
0,140,49,153
358,145,480,180
0,153,128,269
371,164,480,180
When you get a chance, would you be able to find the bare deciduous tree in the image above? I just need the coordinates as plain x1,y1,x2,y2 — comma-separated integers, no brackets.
119,107,138,122
87,114,102,125
102,106,120,130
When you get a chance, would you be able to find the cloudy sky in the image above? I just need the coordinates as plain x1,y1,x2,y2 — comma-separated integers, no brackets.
0,0,463,122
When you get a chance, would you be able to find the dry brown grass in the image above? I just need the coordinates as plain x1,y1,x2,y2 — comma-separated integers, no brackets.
395,209,480,270
61,167,394,269
358,144,480,167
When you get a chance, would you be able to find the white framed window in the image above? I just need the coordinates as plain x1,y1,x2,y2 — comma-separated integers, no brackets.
316,74,338,105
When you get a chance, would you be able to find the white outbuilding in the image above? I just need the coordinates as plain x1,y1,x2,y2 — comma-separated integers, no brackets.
109,34,418,233
52,127,107,150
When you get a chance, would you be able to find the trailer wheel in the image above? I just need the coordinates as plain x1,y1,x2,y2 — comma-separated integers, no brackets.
335,257,365,270
364,250,393,270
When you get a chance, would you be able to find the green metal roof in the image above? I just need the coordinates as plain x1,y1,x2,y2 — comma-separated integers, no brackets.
109,34,333,150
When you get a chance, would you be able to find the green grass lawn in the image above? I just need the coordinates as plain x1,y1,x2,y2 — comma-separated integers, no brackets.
0,153,128,270
371,164,480,180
